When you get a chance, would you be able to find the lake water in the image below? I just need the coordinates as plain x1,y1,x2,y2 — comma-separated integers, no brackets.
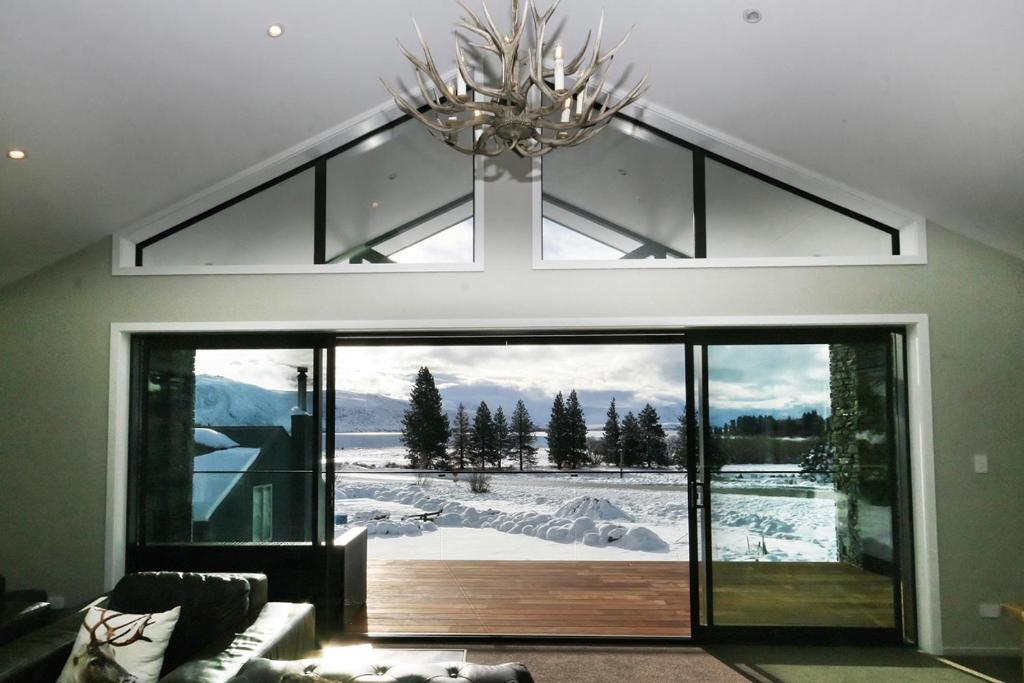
335,430,618,450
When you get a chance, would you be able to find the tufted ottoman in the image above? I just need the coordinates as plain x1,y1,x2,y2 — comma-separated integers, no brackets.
228,656,535,683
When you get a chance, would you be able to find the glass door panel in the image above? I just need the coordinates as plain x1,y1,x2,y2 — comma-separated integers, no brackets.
332,337,692,637
702,340,899,629
140,345,320,544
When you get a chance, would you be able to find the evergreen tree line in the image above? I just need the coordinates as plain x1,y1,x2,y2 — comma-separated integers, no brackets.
714,410,826,438
400,367,539,470
597,398,680,468
449,399,539,471
400,367,688,471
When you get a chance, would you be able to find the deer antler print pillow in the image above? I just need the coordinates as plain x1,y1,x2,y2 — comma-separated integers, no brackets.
57,604,180,683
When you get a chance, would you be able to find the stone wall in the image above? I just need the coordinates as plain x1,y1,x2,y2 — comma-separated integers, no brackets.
143,348,196,542
829,342,890,567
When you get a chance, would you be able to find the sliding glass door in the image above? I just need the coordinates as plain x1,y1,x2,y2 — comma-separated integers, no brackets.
126,327,914,642
692,330,913,640
126,335,339,626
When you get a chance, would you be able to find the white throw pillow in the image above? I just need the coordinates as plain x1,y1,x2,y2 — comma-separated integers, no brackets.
57,604,180,683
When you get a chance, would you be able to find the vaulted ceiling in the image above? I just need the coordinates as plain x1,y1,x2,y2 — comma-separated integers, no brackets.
2,0,1022,286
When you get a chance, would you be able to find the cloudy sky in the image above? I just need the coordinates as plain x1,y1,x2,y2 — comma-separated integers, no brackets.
195,348,316,392
195,343,830,422
708,345,829,413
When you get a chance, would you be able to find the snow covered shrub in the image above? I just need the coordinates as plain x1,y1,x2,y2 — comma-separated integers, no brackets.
468,471,491,493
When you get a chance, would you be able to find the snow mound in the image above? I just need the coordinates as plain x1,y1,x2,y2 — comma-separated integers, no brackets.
335,482,670,553
615,527,670,552
555,496,634,522
194,428,239,450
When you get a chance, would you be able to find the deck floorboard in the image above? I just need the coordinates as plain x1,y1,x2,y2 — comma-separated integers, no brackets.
346,559,895,636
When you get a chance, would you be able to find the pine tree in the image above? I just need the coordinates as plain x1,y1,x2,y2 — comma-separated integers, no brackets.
603,398,622,467
638,403,669,467
547,392,567,469
400,367,451,469
565,390,588,469
620,411,642,467
469,401,498,468
510,400,538,471
493,405,512,469
449,402,471,470
672,412,688,467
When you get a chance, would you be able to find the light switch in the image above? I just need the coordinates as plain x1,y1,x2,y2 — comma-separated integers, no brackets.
973,454,989,474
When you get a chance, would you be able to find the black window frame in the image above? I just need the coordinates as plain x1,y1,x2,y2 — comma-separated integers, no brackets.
134,108,478,268
126,326,914,646
540,112,901,262
127,332,335,552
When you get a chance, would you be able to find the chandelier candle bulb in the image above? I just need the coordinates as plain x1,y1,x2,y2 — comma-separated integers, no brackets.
576,93,585,115
561,97,572,123
456,73,467,98
554,42,565,91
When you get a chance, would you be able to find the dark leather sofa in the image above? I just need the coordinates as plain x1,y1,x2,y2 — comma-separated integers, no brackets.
0,575,51,647
228,656,535,683
0,571,315,683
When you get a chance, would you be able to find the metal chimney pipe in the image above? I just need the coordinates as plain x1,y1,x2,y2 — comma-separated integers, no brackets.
296,366,308,412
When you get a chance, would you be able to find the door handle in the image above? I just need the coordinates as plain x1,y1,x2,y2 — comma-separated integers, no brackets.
689,480,705,509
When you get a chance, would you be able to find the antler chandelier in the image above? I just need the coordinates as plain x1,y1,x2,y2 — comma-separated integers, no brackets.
383,0,648,158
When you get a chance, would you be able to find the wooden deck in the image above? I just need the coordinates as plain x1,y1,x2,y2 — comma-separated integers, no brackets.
353,560,691,637
346,559,895,637
712,561,896,628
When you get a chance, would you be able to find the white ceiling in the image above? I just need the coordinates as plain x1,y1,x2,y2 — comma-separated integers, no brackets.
2,0,1022,286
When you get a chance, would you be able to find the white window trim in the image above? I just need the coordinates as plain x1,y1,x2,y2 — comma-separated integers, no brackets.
531,97,927,270
106,313,941,654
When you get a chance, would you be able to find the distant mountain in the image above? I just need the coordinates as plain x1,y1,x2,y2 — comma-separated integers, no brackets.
195,375,408,432
195,375,296,429
195,374,823,434
334,390,407,432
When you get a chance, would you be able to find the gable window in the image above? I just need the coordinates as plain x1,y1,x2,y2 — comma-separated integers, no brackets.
142,169,316,267
542,117,694,262
129,116,479,272
704,158,897,258
323,119,474,265
117,105,923,274
537,114,915,267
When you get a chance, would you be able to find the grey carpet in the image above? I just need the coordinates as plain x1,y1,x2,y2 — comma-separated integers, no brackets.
945,655,1022,683
464,644,746,682
705,645,996,683
323,639,1010,683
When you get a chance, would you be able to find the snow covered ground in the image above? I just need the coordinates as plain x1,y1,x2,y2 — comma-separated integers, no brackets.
334,445,840,563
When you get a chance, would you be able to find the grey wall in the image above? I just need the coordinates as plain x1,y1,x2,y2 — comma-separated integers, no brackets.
1,157,1022,653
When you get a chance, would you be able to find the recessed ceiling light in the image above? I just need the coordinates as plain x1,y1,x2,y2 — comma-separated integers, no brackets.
387,172,398,181
371,200,381,208
7,149,27,160
617,168,629,176
743,9,763,24
267,24,285,38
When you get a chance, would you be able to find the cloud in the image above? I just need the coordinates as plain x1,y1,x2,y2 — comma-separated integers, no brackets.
193,343,832,419
336,343,688,402
195,348,316,391
707,345,830,413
